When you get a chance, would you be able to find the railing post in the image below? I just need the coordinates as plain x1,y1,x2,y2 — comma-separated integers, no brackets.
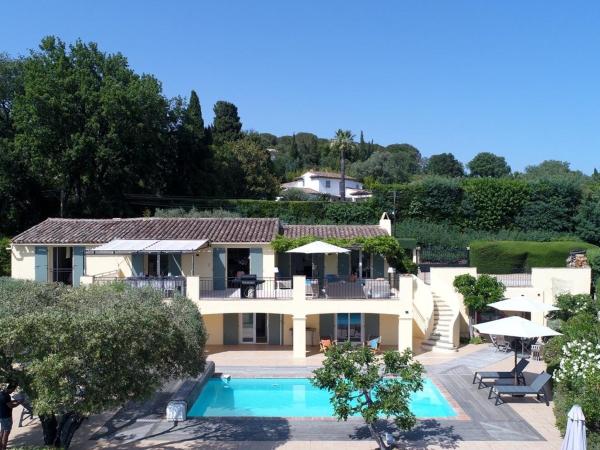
292,315,307,359
293,275,306,302
186,276,200,301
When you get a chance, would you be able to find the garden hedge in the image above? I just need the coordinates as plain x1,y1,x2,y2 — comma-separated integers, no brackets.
469,240,599,273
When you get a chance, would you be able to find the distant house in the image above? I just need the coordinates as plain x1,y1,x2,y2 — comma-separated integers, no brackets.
280,171,372,201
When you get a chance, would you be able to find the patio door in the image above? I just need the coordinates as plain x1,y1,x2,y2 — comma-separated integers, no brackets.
239,313,268,344
336,313,363,343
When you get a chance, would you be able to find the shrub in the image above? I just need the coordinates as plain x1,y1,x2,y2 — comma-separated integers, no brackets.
453,274,505,337
548,294,600,323
469,240,599,273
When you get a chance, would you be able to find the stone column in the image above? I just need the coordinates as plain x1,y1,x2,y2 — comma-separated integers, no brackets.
397,312,413,352
292,315,307,359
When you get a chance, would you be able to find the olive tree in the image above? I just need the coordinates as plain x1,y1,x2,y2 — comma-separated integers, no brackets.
312,343,424,449
453,274,505,338
0,279,206,449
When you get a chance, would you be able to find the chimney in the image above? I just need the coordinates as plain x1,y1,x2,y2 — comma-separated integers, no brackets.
379,212,392,235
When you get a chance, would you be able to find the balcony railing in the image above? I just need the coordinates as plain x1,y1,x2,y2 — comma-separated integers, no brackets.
307,276,400,300
124,276,187,298
199,277,292,300
488,273,533,287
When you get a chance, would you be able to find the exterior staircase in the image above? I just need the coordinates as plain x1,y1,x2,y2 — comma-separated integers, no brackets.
421,294,458,352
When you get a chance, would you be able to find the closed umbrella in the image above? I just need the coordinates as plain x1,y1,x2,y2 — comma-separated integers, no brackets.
474,316,561,384
561,405,586,450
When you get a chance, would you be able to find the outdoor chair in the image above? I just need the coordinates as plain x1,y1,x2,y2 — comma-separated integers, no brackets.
490,335,512,352
531,343,544,361
319,337,334,353
363,279,391,299
472,358,529,389
488,371,552,406
366,336,381,353
18,396,34,427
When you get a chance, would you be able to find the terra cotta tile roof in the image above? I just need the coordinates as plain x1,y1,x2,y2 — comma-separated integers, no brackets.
282,224,387,239
12,218,281,244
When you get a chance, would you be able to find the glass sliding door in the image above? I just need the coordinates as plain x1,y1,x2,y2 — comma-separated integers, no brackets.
239,313,268,344
241,313,255,343
336,313,363,343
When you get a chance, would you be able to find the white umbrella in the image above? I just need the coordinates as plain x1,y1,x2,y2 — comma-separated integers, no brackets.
286,241,350,254
561,405,586,450
489,297,560,313
286,241,349,279
474,316,561,384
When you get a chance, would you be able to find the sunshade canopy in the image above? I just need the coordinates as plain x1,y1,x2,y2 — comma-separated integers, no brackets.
89,239,208,254
474,316,561,339
286,240,350,254
489,297,560,313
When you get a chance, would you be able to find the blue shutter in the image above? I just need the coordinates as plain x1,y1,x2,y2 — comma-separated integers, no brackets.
249,248,263,278
223,313,239,345
276,253,291,277
168,253,182,276
212,248,226,290
268,314,281,345
338,253,350,278
365,314,380,340
319,314,335,339
72,246,85,287
132,254,144,276
34,246,48,282
373,254,385,278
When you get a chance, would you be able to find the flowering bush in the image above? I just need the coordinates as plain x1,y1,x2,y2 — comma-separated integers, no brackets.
554,340,600,390
547,294,600,323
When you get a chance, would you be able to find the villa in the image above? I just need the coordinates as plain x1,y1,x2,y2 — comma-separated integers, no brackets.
280,170,372,201
9,215,591,359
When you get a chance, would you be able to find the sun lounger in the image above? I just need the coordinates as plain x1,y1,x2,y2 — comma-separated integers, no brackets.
488,371,552,406
472,358,529,389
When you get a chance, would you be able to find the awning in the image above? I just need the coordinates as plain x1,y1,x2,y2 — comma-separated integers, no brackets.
143,240,209,252
88,239,208,254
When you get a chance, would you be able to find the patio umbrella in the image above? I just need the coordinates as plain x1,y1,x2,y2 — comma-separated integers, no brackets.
286,241,350,254
287,241,350,279
561,404,586,450
474,316,561,384
489,297,560,313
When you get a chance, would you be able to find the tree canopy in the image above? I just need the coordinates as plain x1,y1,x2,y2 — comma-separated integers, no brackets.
0,279,206,448
312,343,424,449
467,152,511,178
425,153,465,177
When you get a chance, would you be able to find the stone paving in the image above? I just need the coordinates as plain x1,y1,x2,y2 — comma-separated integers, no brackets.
10,344,563,449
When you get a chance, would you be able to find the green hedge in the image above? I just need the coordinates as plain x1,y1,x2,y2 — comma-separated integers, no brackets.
469,240,599,273
154,199,381,224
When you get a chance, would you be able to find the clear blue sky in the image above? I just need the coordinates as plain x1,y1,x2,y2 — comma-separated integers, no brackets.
3,1,600,172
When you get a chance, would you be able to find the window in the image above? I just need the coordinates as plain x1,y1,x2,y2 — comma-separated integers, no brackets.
325,180,331,188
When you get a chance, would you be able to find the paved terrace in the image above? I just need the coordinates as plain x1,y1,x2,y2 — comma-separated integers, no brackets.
11,345,562,450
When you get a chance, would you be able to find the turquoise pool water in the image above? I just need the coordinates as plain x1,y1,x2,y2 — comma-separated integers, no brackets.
188,377,456,418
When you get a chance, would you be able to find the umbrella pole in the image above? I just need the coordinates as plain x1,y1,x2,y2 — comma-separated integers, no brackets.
514,345,518,385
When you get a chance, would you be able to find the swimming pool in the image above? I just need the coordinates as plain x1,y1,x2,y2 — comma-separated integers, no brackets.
187,377,456,418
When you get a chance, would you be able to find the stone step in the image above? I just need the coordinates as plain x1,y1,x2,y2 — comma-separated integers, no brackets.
421,340,457,352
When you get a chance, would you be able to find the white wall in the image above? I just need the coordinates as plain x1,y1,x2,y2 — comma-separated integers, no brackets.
11,245,35,280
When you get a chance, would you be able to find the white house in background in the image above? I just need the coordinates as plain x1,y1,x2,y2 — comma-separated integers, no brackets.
280,171,372,201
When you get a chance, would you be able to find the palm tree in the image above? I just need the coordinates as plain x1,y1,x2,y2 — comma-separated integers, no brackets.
330,130,355,201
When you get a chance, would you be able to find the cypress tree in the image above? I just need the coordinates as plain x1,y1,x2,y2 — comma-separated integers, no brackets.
212,101,242,145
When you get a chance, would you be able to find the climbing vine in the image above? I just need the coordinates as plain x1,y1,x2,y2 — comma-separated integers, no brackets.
271,235,416,273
